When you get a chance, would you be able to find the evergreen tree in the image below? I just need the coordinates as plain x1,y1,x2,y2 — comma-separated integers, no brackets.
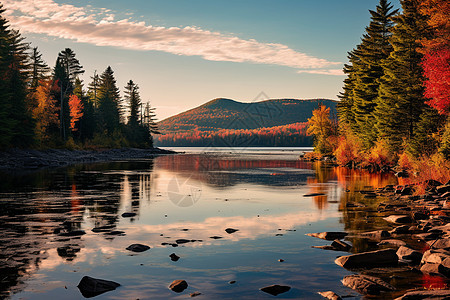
143,102,160,135
30,47,49,92
124,80,141,126
87,71,100,109
57,48,84,91
351,0,397,148
75,77,96,140
0,5,34,148
337,50,359,130
374,0,430,152
52,57,70,141
97,66,121,134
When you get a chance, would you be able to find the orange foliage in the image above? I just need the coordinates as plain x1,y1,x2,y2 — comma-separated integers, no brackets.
334,131,362,166
32,79,59,143
398,152,414,171
411,153,450,190
366,139,396,168
69,94,84,132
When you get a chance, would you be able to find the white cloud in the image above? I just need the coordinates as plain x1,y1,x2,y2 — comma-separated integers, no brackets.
2,0,342,73
297,69,345,76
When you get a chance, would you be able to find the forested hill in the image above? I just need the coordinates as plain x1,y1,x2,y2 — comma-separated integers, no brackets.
158,98,337,133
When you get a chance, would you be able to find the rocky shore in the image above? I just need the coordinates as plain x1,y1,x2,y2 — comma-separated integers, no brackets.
0,147,175,171
308,179,450,299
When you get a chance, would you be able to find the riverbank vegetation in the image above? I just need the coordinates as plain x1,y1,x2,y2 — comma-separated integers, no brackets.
0,5,159,150
308,0,450,185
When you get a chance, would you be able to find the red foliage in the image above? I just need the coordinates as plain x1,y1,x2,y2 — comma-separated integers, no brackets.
69,94,84,132
423,49,450,114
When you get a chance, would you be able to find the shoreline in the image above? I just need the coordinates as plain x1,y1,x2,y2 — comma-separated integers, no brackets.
0,147,176,172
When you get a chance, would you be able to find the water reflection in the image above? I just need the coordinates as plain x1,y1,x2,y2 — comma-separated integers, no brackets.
0,153,408,299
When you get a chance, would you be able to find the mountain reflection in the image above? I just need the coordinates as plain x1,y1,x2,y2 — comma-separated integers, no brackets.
0,155,401,299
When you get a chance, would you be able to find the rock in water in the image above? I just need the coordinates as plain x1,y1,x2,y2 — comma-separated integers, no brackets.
225,228,239,234
335,249,398,269
77,276,120,298
395,289,450,299
318,291,342,300
169,280,188,293
190,291,202,297
126,244,150,252
331,239,352,251
260,285,291,296
396,246,423,263
342,275,395,295
121,212,136,218
306,232,348,241
170,253,180,261
383,215,413,224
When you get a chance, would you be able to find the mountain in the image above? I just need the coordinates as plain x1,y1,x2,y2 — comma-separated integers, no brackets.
154,98,337,147
158,98,338,133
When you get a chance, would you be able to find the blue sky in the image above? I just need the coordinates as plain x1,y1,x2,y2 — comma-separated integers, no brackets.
3,0,400,120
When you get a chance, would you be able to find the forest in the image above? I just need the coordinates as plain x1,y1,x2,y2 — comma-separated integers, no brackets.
0,4,159,150
308,0,450,181
155,122,311,147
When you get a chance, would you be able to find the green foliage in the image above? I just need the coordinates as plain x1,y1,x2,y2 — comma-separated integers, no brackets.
374,0,430,152
440,122,450,160
97,66,121,135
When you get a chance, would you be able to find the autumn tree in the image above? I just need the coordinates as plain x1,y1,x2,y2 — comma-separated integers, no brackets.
69,94,84,133
418,0,450,115
32,79,59,145
307,104,337,155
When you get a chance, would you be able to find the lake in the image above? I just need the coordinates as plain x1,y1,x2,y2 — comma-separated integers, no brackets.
0,147,404,299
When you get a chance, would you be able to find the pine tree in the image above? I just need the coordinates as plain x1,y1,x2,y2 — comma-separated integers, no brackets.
143,102,160,135
0,8,35,148
53,57,70,141
351,0,397,148
75,77,96,140
57,48,84,91
30,47,49,92
87,71,100,109
338,50,359,130
97,66,121,134
374,0,430,152
124,80,141,126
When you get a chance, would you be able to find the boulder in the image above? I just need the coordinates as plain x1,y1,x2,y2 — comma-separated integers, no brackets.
335,249,398,269
331,239,352,251
391,225,410,234
396,246,422,263
395,289,450,299
378,239,407,247
306,232,348,241
358,230,390,241
342,275,395,295
126,244,150,252
383,215,413,224
169,280,188,293
427,238,450,250
260,285,291,296
421,249,450,264
77,276,120,298
420,263,440,275
318,291,342,300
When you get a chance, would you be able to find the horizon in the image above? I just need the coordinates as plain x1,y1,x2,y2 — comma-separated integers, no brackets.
2,0,401,120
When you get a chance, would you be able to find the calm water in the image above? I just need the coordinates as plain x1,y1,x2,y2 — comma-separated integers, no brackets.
0,147,407,299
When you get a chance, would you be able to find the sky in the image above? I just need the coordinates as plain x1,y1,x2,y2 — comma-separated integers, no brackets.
2,0,401,120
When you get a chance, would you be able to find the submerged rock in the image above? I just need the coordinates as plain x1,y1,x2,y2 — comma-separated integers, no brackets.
358,230,390,241
335,249,398,269
169,280,188,293
318,291,342,300
378,239,407,247
210,236,223,239
342,275,395,295
77,276,120,298
190,291,202,297
175,239,190,244
126,244,150,252
260,284,291,296
304,193,326,197
306,232,348,241
225,228,239,234
331,239,352,251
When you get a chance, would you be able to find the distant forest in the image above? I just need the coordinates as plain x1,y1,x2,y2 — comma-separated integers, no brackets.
0,4,159,150
155,122,312,147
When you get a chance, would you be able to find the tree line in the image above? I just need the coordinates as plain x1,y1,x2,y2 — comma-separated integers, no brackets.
0,4,159,150
309,0,450,170
155,122,312,147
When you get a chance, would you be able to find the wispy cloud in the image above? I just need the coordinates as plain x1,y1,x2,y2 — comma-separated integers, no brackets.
297,69,345,76
2,0,342,73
